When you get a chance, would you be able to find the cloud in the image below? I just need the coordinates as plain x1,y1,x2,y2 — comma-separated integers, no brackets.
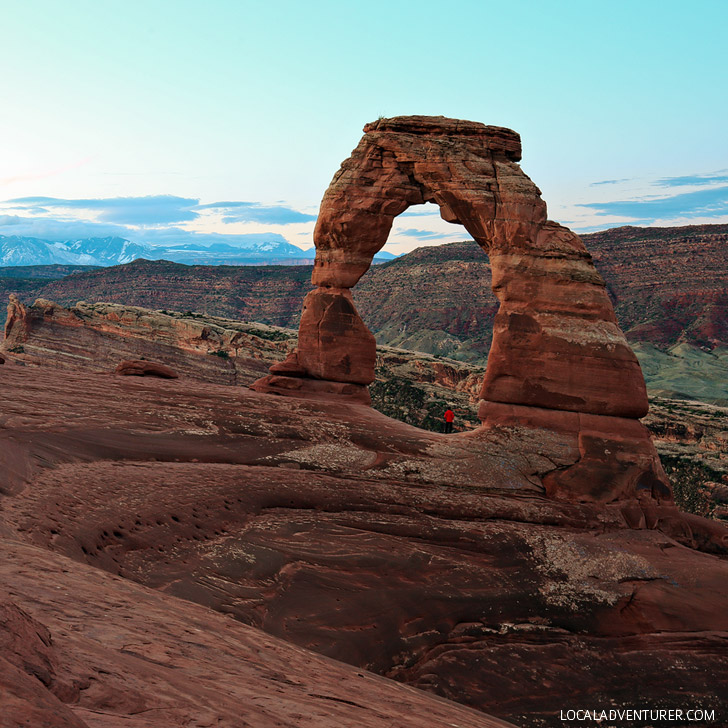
6,195,200,225
656,171,728,187
0,214,135,240
578,185,728,224
396,228,464,241
197,201,316,224
2,195,318,228
0,215,24,226
590,178,632,187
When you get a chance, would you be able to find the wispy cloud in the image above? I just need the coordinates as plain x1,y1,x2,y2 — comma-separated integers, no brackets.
3,195,318,227
396,228,462,241
656,171,728,187
590,178,632,187
397,206,441,217
0,215,133,240
197,200,316,224
578,185,728,223
0,214,291,248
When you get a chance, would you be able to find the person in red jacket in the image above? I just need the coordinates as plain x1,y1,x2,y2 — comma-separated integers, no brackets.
443,407,455,434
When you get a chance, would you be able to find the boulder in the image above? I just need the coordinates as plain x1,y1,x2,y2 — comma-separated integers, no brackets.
115,359,178,379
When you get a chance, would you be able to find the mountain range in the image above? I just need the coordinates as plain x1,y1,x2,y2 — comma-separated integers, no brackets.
0,234,396,267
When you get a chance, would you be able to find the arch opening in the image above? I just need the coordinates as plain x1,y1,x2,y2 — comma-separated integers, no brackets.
361,202,494,362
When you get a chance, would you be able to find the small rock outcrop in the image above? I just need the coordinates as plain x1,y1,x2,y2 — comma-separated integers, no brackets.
254,115,669,503
115,359,179,379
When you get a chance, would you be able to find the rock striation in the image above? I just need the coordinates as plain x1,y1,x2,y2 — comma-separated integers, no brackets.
0,539,511,728
3,295,294,386
254,116,667,503
1,298,484,423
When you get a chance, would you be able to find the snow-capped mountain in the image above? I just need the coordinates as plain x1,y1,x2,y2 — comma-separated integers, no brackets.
0,235,314,267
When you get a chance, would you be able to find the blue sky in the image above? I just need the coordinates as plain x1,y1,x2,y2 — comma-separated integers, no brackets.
1,0,726,253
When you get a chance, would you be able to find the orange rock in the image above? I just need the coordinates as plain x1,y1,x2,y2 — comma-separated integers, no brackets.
296,288,376,384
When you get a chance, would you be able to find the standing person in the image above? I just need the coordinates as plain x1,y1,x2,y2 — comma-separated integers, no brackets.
443,407,455,434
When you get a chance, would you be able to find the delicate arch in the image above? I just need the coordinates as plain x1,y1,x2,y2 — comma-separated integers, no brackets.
258,115,647,420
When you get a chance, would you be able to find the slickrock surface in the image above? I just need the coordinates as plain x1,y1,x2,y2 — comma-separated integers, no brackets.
2,297,484,428
14,297,717,521
0,540,511,728
3,296,294,386
115,359,179,378
1,363,726,727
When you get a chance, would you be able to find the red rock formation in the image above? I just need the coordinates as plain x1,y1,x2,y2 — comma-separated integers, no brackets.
4,294,30,344
1,298,292,385
115,359,179,378
261,116,645,413
255,115,664,502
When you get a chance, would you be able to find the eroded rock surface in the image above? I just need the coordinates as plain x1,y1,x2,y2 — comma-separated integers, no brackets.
1,364,726,727
3,296,294,385
0,540,509,728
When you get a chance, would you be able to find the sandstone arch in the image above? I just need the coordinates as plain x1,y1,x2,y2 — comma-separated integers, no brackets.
253,116,669,502
258,116,647,415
